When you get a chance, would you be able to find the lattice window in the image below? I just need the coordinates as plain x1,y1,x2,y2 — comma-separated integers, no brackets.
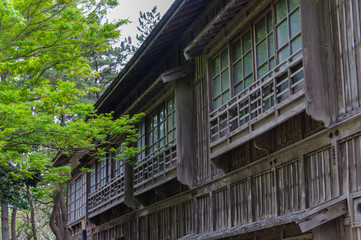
137,122,146,162
90,164,96,193
166,95,176,142
67,174,86,223
232,30,254,95
212,48,230,109
96,157,110,189
137,94,176,159
114,142,125,176
210,0,301,110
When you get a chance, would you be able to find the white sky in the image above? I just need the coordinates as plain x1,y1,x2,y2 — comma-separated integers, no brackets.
107,0,175,42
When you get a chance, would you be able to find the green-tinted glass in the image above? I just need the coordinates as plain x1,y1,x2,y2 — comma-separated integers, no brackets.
168,133,174,141
222,90,230,103
154,128,158,141
221,69,230,90
214,96,221,109
167,116,173,131
278,45,290,63
277,20,289,47
270,57,275,69
290,9,301,38
212,57,220,77
256,39,267,66
244,52,253,76
255,17,266,43
288,0,298,12
257,63,268,79
148,132,153,145
267,12,273,33
233,60,243,83
275,0,287,23
235,82,244,94
221,49,228,70
245,75,253,88
232,39,242,61
243,31,252,53
213,76,221,96
268,34,274,56
291,35,302,53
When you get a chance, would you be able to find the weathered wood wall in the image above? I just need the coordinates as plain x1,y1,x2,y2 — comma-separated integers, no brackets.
302,0,361,126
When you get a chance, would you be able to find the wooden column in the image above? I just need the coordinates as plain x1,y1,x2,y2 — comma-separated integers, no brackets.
162,66,195,187
300,0,338,127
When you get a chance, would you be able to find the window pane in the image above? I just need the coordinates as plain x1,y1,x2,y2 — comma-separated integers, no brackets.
222,90,230,103
221,49,228,70
278,45,290,63
277,20,289,47
255,17,266,42
276,0,287,24
233,60,242,84
243,31,252,53
244,52,253,76
232,40,242,61
256,39,267,66
245,75,253,88
212,57,220,77
213,76,221,96
267,12,273,33
268,33,274,56
258,63,269,78
235,81,244,94
290,9,301,38
221,70,229,90
288,0,298,12
214,96,221,109
291,35,302,54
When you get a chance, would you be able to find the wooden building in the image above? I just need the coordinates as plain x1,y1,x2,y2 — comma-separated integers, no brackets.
60,0,361,239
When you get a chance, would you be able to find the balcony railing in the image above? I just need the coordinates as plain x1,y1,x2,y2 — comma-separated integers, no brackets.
134,140,177,189
210,51,304,146
88,173,125,213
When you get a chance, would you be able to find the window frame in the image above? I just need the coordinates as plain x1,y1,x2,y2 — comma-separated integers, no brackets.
208,0,302,111
67,174,86,223
136,94,176,162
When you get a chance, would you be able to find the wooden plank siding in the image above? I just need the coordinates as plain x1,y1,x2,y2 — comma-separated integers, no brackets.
335,0,361,116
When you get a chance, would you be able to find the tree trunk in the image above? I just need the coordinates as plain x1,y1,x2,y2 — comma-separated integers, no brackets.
1,201,10,240
11,208,17,240
30,202,38,240
50,188,71,240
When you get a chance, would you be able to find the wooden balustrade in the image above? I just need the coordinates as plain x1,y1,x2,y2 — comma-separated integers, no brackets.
88,173,125,213
134,140,177,188
210,51,304,145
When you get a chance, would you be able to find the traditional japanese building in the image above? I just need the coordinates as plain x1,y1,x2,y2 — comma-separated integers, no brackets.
61,0,361,239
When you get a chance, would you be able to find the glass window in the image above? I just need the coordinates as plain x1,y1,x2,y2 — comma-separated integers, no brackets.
211,0,301,110
96,158,109,189
114,143,125,176
137,94,176,160
67,174,86,223
232,30,254,95
211,48,230,109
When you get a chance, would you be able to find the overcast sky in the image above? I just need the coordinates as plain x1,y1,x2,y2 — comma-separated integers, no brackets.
107,0,175,42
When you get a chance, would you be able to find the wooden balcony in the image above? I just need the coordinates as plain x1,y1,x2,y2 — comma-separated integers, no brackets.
210,51,305,159
88,173,125,217
134,140,177,195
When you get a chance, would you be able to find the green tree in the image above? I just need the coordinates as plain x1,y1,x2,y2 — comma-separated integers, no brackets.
0,0,142,239
136,6,161,46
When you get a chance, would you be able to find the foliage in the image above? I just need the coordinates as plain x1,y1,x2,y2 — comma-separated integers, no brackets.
0,0,142,218
136,6,161,45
